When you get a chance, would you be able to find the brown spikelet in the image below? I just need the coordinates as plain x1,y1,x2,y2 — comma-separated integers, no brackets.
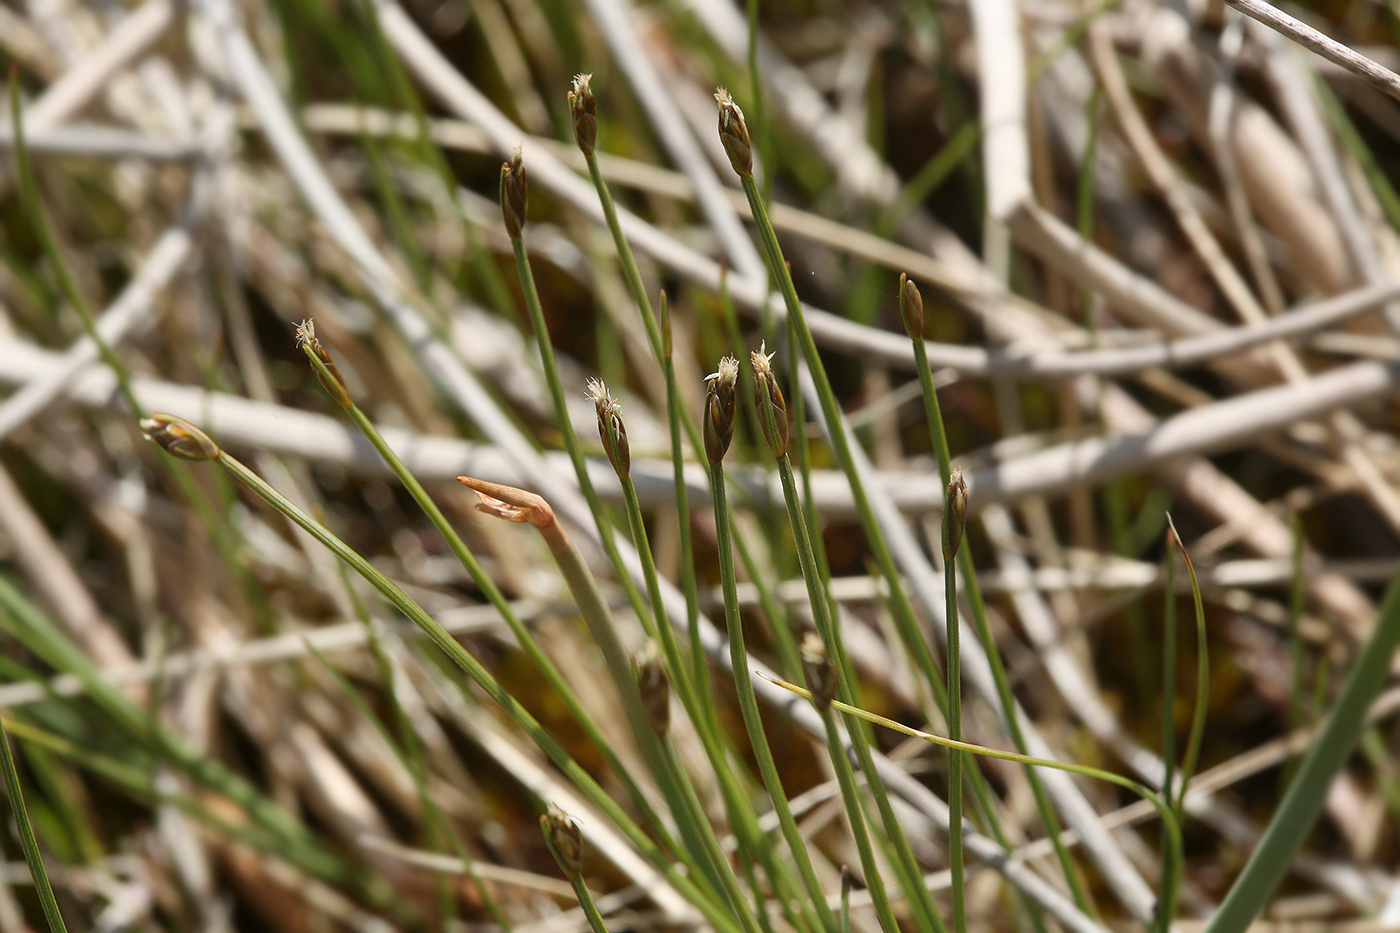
500,145,527,239
140,413,222,462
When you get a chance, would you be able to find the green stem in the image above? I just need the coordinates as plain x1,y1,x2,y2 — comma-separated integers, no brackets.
0,721,69,933
944,522,965,932
711,462,837,933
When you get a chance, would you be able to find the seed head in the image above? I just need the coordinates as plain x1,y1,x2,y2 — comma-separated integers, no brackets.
294,318,351,407
714,87,753,178
140,413,222,462
943,467,968,563
900,273,924,341
800,631,837,713
703,356,739,465
540,803,583,880
750,341,788,459
586,377,630,478
500,145,527,239
569,73,597,157
634,641,670,739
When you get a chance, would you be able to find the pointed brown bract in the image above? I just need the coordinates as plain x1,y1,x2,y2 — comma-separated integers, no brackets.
944,467,968,563
456,475,556,530
500,145,527,239
140,413,222,462
750,341,788,459
294,318,351,406
569,73,597,157
703,356,739,465
540,803,583,880
586,377,630,478
900,273,924,341
714,87,753,178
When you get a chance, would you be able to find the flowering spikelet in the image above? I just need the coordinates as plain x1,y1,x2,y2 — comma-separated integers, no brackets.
500,145,527,239
944,467,968,563
140,413,221,462
540,803,583,880
634,641,670,739
714,88,753,178
800,631,837,714
585,377,629,478
750,341,788,459
703,356,739,465
900,273,924,341
569,74,597,157
294,318,351,406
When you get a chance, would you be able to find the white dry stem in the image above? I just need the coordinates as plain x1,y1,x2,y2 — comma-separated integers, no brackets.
1221,0,1400,103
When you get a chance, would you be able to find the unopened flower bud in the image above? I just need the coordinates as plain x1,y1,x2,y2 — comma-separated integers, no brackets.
800,631,837,713
569,74,597,157
703,356,739,465
900,273,924,341
140,413,222,462
943,467,967,563
750,341,788,459
294,318,351,407
500,145,527,239
540,803,583,880
585,378,629,478
634,642,670,739
714,88,753,178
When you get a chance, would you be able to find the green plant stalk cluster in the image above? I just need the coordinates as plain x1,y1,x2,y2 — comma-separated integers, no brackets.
709,462,838,933
569,93,817,922
197,447,746,933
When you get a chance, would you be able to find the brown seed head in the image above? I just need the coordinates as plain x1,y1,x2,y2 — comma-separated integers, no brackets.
569,73,597,157
140,413,222,462
800,631,837,713
943,467,968,563
900,274,924,341
540,803,583,880
294,318,351,406
634,641,670,739
703,356,739,465
714,87,753,178
750,341,788,459
585,377,630,478
500,145,527,239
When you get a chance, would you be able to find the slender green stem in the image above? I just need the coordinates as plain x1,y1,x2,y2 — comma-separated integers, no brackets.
1167,519,1209,818
711,462,838,933
1162,531,1178,804
0,721,69,933
570,876,609,933
943,518,965,932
